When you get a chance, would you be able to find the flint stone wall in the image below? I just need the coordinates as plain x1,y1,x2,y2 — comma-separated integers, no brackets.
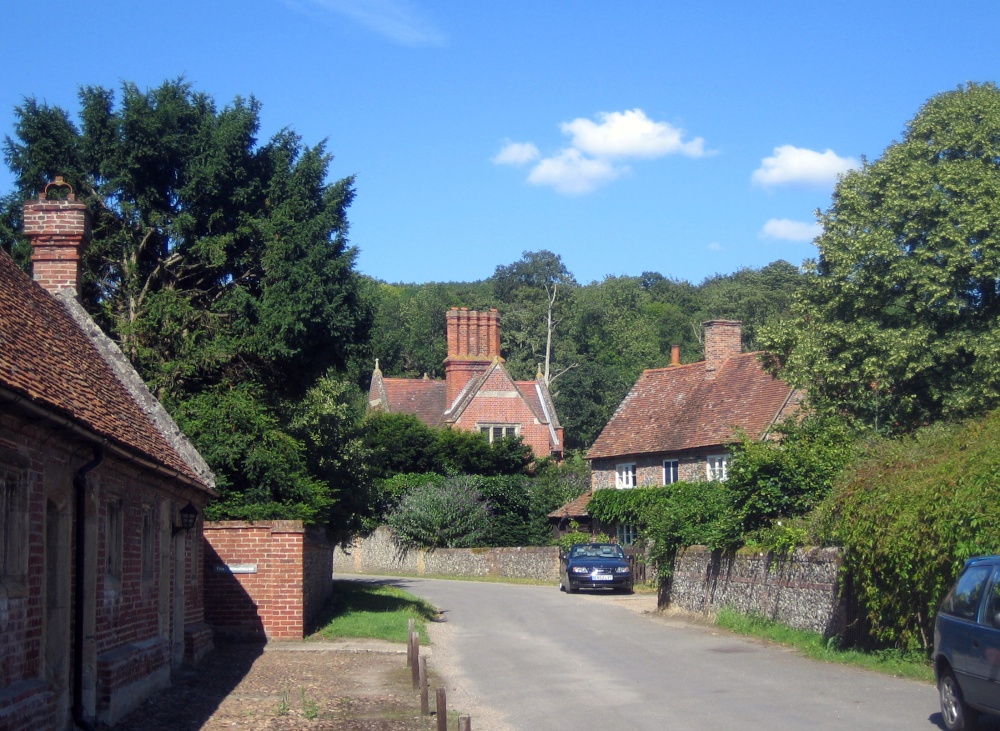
668,545,846,636
334,527,560,582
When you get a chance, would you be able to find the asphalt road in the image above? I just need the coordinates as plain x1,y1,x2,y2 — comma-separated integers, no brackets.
355,576,951,731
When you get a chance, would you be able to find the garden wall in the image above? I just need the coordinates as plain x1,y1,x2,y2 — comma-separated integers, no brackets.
667,546,846,636
334,527,560,582
203,521,334,640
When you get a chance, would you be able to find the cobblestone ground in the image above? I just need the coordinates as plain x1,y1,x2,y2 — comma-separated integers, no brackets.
115,640,440,731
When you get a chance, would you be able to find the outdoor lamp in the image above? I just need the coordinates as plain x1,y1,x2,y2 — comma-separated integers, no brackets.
173,501,199,535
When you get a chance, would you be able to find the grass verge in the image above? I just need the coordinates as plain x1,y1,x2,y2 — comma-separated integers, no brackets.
714,607,934,682
312,579,438,644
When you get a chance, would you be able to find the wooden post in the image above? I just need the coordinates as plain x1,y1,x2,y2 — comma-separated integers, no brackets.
458,715,472,730
419,657,429,715
436,688,447,731
407,619,415,666
411,631,420,689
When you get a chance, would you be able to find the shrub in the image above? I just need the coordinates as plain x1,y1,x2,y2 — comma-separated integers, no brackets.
815,411,1000,650
385,475,491,550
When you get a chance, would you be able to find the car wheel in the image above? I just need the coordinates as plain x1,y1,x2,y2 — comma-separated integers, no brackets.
566,582,577,594
940,667,978,731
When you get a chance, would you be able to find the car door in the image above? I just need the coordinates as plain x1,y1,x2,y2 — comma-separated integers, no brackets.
940,564,992,706
961,566,1000,712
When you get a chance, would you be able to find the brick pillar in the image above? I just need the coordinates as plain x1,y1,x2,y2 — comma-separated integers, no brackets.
23,177,91,297
703,320,742,379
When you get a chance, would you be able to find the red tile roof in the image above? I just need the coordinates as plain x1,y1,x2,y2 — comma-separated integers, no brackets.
0,251,212,490
548,490,593,519
379,378,448,428
587,353,797,460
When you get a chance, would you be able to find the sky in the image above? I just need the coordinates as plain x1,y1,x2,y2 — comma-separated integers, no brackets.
2,1,999,286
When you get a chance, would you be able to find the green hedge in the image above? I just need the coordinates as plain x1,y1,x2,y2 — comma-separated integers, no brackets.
815,411,1000,650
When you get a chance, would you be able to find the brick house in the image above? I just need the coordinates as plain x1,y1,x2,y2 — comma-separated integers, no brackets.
0,180,216,730
368,308,564,459
551,321,800,543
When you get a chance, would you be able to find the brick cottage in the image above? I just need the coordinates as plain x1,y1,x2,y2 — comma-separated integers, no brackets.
0,179,216,730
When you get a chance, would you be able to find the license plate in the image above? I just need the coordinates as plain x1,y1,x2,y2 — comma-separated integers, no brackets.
592,574,613,581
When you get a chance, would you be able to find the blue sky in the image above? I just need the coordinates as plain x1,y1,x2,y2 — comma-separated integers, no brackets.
3,1,998,285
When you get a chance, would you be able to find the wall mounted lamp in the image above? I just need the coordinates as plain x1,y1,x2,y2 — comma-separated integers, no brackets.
172,501,199,535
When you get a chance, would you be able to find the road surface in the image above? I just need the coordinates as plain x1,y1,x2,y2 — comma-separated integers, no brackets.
347,576,951,731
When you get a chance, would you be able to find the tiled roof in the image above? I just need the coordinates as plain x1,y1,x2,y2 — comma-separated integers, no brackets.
380,378,448,428
0,251,212,491
548,490,593,519
587,353,796,460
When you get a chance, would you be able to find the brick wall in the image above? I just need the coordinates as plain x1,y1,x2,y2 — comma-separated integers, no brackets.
0,409,212,729
334,527,560,582
202,521,334,640
668,546,846,636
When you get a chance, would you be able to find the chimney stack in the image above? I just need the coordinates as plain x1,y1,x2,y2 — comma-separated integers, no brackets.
670,344,681,366
24,177,91,298
445,308,502,406
703,320,742,379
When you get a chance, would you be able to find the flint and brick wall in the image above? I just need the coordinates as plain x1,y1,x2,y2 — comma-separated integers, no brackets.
668,546,846,636
334,527,560,582
203,521,334,640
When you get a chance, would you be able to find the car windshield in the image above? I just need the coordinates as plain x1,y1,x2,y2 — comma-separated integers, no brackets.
570,544,624,559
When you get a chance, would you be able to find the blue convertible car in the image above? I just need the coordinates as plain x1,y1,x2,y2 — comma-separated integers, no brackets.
559,543,633,594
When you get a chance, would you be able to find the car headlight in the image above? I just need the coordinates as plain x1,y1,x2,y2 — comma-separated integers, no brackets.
614,566,631,574
571,566,590,574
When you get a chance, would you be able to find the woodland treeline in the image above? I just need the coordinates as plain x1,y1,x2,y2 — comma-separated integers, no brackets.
364,254,803,449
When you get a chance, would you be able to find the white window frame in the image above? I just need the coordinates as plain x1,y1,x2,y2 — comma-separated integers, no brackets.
662,459,679,485
478,424,519,443
615,462,637,489
706,454,730,482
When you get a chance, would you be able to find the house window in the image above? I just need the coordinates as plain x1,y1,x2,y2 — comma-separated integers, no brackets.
106,498,123,581
706,454,730,482
1,469,28,587
478,424,518,443
663,459,679,485
615,463,637,489
141,504,155,582
616,524,638,546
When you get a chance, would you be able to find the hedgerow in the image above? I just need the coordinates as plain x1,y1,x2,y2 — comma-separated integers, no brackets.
813,411,1000,651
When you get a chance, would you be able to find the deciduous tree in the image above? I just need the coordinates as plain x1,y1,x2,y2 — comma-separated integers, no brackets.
760,83,1000,432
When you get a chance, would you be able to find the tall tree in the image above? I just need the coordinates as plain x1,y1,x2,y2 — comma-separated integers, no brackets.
759,83,1000,433
490,250,577,381
2,79,373,526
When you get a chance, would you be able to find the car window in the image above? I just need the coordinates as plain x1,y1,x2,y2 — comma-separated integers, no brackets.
985,568,1000,628
941,565,992,620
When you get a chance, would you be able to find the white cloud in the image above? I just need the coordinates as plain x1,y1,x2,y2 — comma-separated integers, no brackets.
760,218,822,242
497,108,708,195
706,242,724,252
752,145,857,187
298,0,446,46
526,149,626,196
561,109,708,159
492,141,541,166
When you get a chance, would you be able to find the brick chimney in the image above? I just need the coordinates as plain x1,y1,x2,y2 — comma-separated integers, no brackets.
703,320,742,379
445,308,501,406
24,177,91,297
